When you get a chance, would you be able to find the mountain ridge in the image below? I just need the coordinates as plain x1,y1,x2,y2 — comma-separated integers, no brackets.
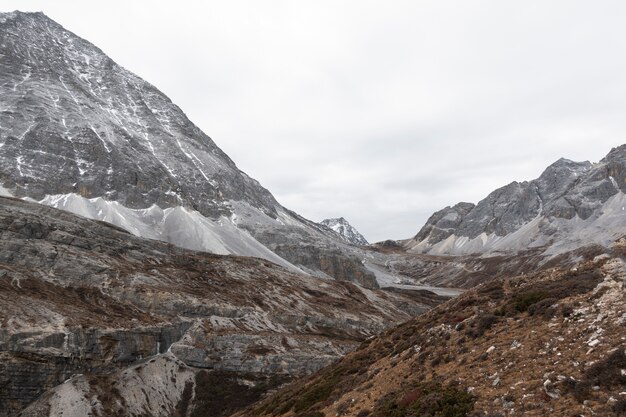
406,145,626,256
0,10,381,286
243,244,626,417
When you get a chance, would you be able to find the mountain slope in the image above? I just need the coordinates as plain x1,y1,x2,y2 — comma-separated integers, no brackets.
243,242,626,417
0,11,378,285
0,196,440,417
407,146,626,255
0,11,274,216
320,217,369,245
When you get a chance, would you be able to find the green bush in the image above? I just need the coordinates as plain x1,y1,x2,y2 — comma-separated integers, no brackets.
293,378,337,412
512,292,549,313
370,381,474,417
465,313,499,339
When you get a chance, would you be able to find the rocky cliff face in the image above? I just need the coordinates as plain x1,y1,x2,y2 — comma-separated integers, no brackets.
0,11,377,285
0,196,438,416
320,217,369,246
407,146,626,255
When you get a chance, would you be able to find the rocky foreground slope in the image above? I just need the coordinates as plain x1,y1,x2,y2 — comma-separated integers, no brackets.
407,145,626,256
243,240,626,417
0,196,442,417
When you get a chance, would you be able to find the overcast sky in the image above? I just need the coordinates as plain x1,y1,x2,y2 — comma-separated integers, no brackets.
3,1,626,241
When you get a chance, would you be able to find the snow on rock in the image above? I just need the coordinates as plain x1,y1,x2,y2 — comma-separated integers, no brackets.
320,217,369,245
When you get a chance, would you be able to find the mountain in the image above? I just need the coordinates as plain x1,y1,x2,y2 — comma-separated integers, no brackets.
406,146,626,256
0,196,442,417
243,242,626,417
0,11,378,286
4,11,621,291
3,11,625,416
320,217,369,245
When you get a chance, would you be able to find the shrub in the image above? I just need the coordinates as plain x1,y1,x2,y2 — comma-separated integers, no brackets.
465,313,499,339
293,379,336,412
527,297,558,319
512,292,549,313
370,381,474,417
501,269,603,317
477,280,505,300
564,347,626,403
584,347,626,388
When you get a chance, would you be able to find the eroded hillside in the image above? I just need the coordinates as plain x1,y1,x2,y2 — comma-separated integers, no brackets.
0,196,442,417
243,242,626,417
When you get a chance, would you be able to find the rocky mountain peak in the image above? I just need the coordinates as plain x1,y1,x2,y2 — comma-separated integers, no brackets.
320,217,369,246
602,143,626,162
537,157,592,185
0,10,42,23
0,12,384,285
407,147,626,255
601,144,626,194
0,10,277,218
412,202,475,243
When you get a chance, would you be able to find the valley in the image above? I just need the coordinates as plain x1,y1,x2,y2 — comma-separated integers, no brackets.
0,10,624,417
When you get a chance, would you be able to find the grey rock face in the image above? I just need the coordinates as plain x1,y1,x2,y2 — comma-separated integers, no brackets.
0,11,379,284
408,146,626,254
320,217,369,245
413,202,475,243
18,353,198,417
0,196,431,416
0,11,275,218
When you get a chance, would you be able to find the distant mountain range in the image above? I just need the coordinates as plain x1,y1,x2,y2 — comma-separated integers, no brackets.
2,11,624,285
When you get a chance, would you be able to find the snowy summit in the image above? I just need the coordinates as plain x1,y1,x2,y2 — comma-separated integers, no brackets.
320,217,369,246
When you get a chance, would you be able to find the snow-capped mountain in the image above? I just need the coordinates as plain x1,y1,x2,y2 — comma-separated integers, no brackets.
0,11,378,285
320,217,369,245
406,145,626,255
